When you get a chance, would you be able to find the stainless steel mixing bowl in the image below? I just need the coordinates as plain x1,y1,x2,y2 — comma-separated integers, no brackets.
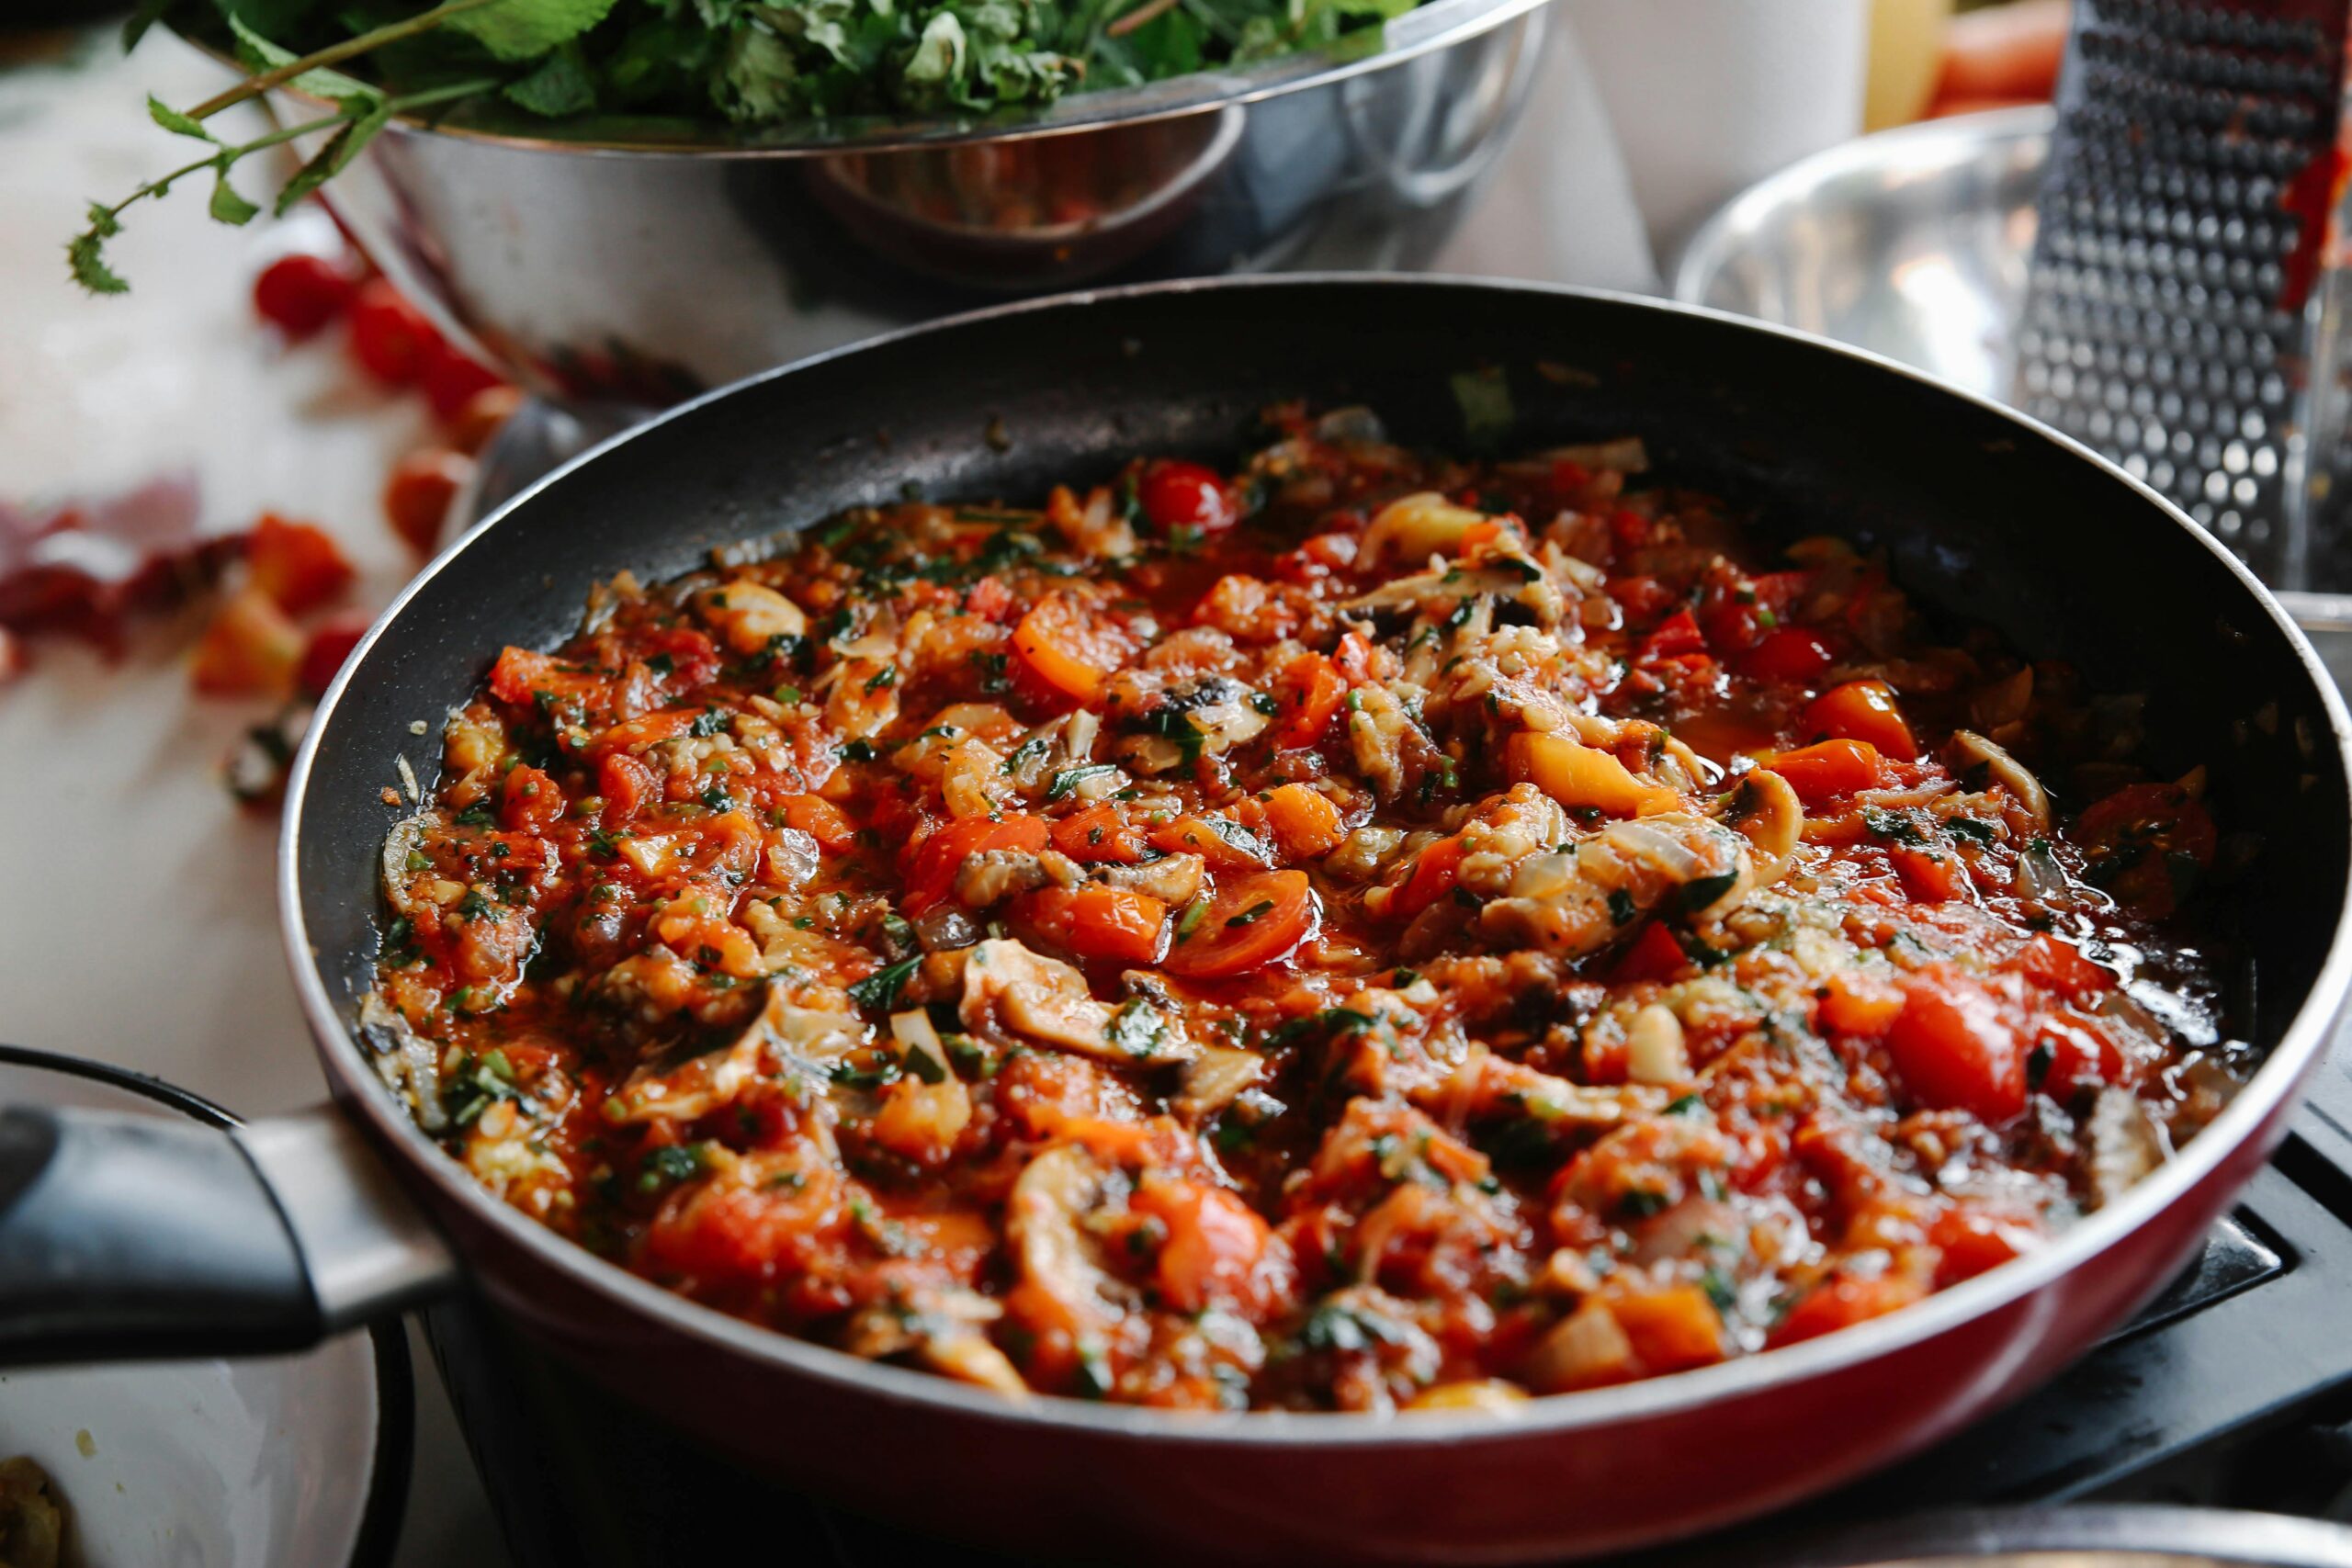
249,0,1551,403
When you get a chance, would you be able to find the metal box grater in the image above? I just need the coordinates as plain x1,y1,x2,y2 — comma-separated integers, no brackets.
2014,0,2348,588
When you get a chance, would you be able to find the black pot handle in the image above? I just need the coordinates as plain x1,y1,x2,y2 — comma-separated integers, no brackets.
0,1104,455,1367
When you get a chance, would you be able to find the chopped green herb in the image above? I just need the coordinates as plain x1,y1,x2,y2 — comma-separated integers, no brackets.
847,956,920,1012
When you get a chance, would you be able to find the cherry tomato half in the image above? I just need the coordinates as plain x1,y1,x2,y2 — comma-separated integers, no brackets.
347,278,438,387
254,254,356,339
1163,870,1317,978
1136,459,1238,535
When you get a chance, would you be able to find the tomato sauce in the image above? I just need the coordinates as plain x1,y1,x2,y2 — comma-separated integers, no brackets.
368,404,2245,1411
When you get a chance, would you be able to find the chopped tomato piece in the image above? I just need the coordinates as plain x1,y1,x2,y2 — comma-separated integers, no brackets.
1886,968,2029,1122
964,574,1016,622
1332,628,1374,684
597,751,659,826
295,612,368,698
1770,1269,1928,1346
587,708,695,756
1262,784,1345,859
1133,1178,1284,1317
903,813,1048,915
1136,459,1238,535
2009,932,2110,998
1388,834,1465,919
1017,884,1170,965
1804,680,1918,761
1611,1285,1725,1373
1889,845,1967,902
2035,1015,2124,1089
253,253,356,338
1050,802,1148,863
245,513,353,615
1011,593,1131,703
1765,739,1887,804
384,447,475,557
1272,651,1347,748
1819,967,1905,1036
1929,1205,2041,1285
774,794,857,852
502,765,564,833
1639,607,1707,661
1611,921,1690,986
2075,782,2218,919
419,339,506,423
1162,870,1317,979
190,585,300,697
347,277,438,387
489,646,616,711
1738,626,1836,683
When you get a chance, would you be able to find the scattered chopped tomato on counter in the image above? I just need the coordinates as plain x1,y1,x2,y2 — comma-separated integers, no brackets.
244,513,353,615
296,613,369,698
190,584,302,696
253,253,357,339
347,277,437,387
384,448,476,557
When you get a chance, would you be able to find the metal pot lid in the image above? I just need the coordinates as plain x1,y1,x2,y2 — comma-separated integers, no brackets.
1744,1506,2352,1567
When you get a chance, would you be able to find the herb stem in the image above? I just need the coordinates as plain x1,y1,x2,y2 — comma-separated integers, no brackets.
1106,0,1183,36
95,78,493,228
187,0,502,121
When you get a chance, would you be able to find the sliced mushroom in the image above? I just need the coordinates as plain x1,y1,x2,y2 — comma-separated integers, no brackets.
1174,1045,1268,1122
1007,1143,1136,1337
2087,1085,2168,1207
1094,852,1205,907
1717,768,1804,886
609,983,865,1123
1478,813,1755,960
1948,729,2051,827
358,991,447,1132
954,850,1051,910
1359,491,1489,569
960,938,1198,1064
691,580,808,656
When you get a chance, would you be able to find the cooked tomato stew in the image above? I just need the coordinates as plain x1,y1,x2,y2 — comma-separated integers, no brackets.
368,406,2246,1412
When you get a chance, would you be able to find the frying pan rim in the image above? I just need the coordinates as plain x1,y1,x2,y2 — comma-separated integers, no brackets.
279,272,2352,1447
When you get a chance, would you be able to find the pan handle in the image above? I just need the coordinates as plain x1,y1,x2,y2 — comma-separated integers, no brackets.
0,1103,455,1366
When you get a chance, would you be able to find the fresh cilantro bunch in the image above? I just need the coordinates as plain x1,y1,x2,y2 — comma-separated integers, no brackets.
70,0,1415,294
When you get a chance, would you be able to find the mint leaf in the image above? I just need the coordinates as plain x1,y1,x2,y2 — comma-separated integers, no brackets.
148,96,219,142
66,204,127,296
229,15,385,103
273,98,392,215
446,0,621,62
503,46,597,116
209,164,261,224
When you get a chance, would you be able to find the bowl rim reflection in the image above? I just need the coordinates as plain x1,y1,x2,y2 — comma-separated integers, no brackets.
182,0,1549,160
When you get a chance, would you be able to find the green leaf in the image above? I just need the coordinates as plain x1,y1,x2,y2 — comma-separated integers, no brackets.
148,95,219,141
273,97,391,216
67,204,128,296
229,14,385,102
846,956,920,1013
209,162,261,224
902,11,967,88
445,0,621,62
502,45,597,115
